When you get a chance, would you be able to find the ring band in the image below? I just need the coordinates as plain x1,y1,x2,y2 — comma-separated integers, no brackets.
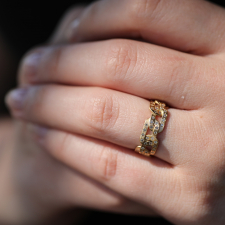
135,100,168,156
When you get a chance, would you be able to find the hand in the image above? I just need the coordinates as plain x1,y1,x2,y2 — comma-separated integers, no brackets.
7,0,225,224
51,0,225,55
1,110,150,225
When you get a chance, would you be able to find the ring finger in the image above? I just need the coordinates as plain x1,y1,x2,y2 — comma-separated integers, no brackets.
6,85,202,165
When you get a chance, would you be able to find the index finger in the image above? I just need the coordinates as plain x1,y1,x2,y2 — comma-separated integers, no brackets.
65,0,225,55
49,5,85,44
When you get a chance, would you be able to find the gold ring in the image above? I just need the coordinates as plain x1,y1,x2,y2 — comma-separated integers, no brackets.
135,100,168,156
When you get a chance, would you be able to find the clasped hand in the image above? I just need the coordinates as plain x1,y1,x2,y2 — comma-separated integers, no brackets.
5,1,225,224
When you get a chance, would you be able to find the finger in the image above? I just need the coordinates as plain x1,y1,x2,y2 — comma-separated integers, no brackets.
23,122,153,216
29,124,186,225
19,40,210,110
5,85,201,165
64,0,225,55
49,6,85,44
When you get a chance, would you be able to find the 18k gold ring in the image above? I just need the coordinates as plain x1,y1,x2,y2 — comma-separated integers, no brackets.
135,100,168,156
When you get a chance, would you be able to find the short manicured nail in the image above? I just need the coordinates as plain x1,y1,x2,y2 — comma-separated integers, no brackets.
5,88,28,111
22,50,44,82
29,124,49,146
66,18,80,41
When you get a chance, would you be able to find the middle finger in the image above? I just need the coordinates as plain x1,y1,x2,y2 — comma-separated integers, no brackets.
19,39,208,110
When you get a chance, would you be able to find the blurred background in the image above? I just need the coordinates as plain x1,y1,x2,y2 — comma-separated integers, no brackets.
0,0,94,114
0,0,224,224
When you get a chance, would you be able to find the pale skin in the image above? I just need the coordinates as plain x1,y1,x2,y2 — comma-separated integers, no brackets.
3,0,225,224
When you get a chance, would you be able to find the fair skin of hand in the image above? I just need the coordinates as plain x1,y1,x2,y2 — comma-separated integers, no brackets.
4,0,225,224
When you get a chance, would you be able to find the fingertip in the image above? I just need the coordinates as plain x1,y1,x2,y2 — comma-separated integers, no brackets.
19,49,45,86
5,88,28,111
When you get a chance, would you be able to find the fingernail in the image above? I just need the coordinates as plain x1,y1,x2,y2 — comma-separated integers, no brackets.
66,18,80,41
29,124,49,146
5,88,28,112
21,50,44,83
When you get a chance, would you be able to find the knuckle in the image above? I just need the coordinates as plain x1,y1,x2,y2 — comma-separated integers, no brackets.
85,90,120,134
94,145,118,181
104,40,138,83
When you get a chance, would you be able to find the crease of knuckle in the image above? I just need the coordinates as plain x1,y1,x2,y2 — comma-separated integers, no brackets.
93,146,118,182
105,41,138,85
129,0,163,23
85,92,120,134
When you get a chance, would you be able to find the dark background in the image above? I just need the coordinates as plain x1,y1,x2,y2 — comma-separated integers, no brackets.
0,0,224,224
0,0,224,57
